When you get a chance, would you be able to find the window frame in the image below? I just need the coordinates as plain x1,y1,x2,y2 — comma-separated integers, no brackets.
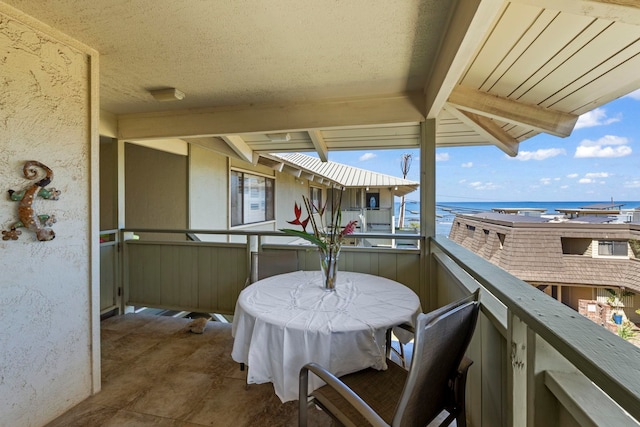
594,239,629,259
229,169,275,227
309,186,323,212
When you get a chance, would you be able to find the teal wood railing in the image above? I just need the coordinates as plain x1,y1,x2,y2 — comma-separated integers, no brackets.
119,229,422,315
431,235,640,426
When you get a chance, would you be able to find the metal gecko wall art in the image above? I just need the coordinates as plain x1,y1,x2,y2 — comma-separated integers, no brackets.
2,161,61,241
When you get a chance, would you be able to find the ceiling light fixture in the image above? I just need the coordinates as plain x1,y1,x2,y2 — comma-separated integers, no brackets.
149,88,185,102
266,133,291,142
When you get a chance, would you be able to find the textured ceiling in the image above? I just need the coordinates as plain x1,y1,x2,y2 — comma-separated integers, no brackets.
4,0,453,114
5,1,640,159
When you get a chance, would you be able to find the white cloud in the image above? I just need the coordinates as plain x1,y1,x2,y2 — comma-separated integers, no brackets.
624,180,640,188
515,148,566,161
540,178,552,185
574,108,621,129
574,135,632,158
585,172,609,178
625,89,640,100
575,145,632,158
560,185,569,189
468,181,499,191
461,162,473,168
436,152,450,161
578,178,593,184
566,173,579,179
578,135,628,147
359,153,377,161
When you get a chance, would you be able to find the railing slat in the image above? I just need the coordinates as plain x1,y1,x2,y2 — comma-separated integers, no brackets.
545,371,639,427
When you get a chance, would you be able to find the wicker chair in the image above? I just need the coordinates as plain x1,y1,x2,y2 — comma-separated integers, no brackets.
299,290,480,427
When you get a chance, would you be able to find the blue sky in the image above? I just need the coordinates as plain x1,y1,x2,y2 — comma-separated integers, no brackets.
328,90,640,203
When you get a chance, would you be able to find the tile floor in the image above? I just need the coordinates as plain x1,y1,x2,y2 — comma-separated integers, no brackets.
46,314,334,426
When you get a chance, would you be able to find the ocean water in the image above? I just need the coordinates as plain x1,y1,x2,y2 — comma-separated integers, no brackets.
394,200,640,236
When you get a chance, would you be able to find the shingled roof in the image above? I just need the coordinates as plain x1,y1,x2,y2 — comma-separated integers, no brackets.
448,213,640,293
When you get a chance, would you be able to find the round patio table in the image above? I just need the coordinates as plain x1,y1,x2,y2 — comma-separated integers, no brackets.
231,270,421,402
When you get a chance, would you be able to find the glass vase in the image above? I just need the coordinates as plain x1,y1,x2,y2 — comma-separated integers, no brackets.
319,247,340,291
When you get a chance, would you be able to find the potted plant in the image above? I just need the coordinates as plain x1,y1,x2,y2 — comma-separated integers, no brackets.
606,287,632,325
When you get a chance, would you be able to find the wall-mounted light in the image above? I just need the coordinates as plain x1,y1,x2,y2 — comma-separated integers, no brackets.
266,133,291,142
149,88,185,101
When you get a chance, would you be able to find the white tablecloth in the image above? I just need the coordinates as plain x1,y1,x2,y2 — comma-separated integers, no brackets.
231,270,421,402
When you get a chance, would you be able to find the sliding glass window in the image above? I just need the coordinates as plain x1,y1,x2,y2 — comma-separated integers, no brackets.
230,170,275,226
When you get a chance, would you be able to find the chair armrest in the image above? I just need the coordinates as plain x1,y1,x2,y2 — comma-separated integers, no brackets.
299,363,389,427
450,356,474,412
458,356,473,375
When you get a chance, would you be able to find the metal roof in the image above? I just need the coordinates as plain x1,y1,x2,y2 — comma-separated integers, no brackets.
270,153,419,197
579,203,625,210
467,212,550,223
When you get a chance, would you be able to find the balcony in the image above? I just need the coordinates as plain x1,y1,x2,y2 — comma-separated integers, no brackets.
91,228,640,426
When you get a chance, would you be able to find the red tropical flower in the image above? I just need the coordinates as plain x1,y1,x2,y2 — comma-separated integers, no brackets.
281,192,357,252
286,202,310,231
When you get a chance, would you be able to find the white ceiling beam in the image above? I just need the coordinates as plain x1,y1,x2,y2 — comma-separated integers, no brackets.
118,92,425,141
129,139,189,156
221,135,254,164
444,105,519,157
184,136,242,160
308,130,329,162
448,85,578,137
511,0,640,26
424,0,505,119
256,155,285,172
282,165,302,178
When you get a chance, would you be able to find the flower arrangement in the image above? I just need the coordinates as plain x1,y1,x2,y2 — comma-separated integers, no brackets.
281,190,357,290
281,192,357,252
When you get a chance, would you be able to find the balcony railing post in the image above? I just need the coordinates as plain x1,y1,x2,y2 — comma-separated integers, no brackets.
508,312,528,427
529,334,579,427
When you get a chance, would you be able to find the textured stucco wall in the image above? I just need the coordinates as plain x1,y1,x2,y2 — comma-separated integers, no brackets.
0,7,95,426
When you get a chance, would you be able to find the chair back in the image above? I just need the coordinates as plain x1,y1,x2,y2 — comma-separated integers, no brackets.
392,291,480,427
250,250,299,283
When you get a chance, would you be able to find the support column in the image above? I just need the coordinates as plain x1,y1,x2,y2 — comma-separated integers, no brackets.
420,120,436,238
117,139,134,314
420,119,436,309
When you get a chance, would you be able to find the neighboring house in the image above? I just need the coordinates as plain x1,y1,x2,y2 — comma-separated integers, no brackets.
449,211,640,323
104,144,418,245
270,153,419,233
